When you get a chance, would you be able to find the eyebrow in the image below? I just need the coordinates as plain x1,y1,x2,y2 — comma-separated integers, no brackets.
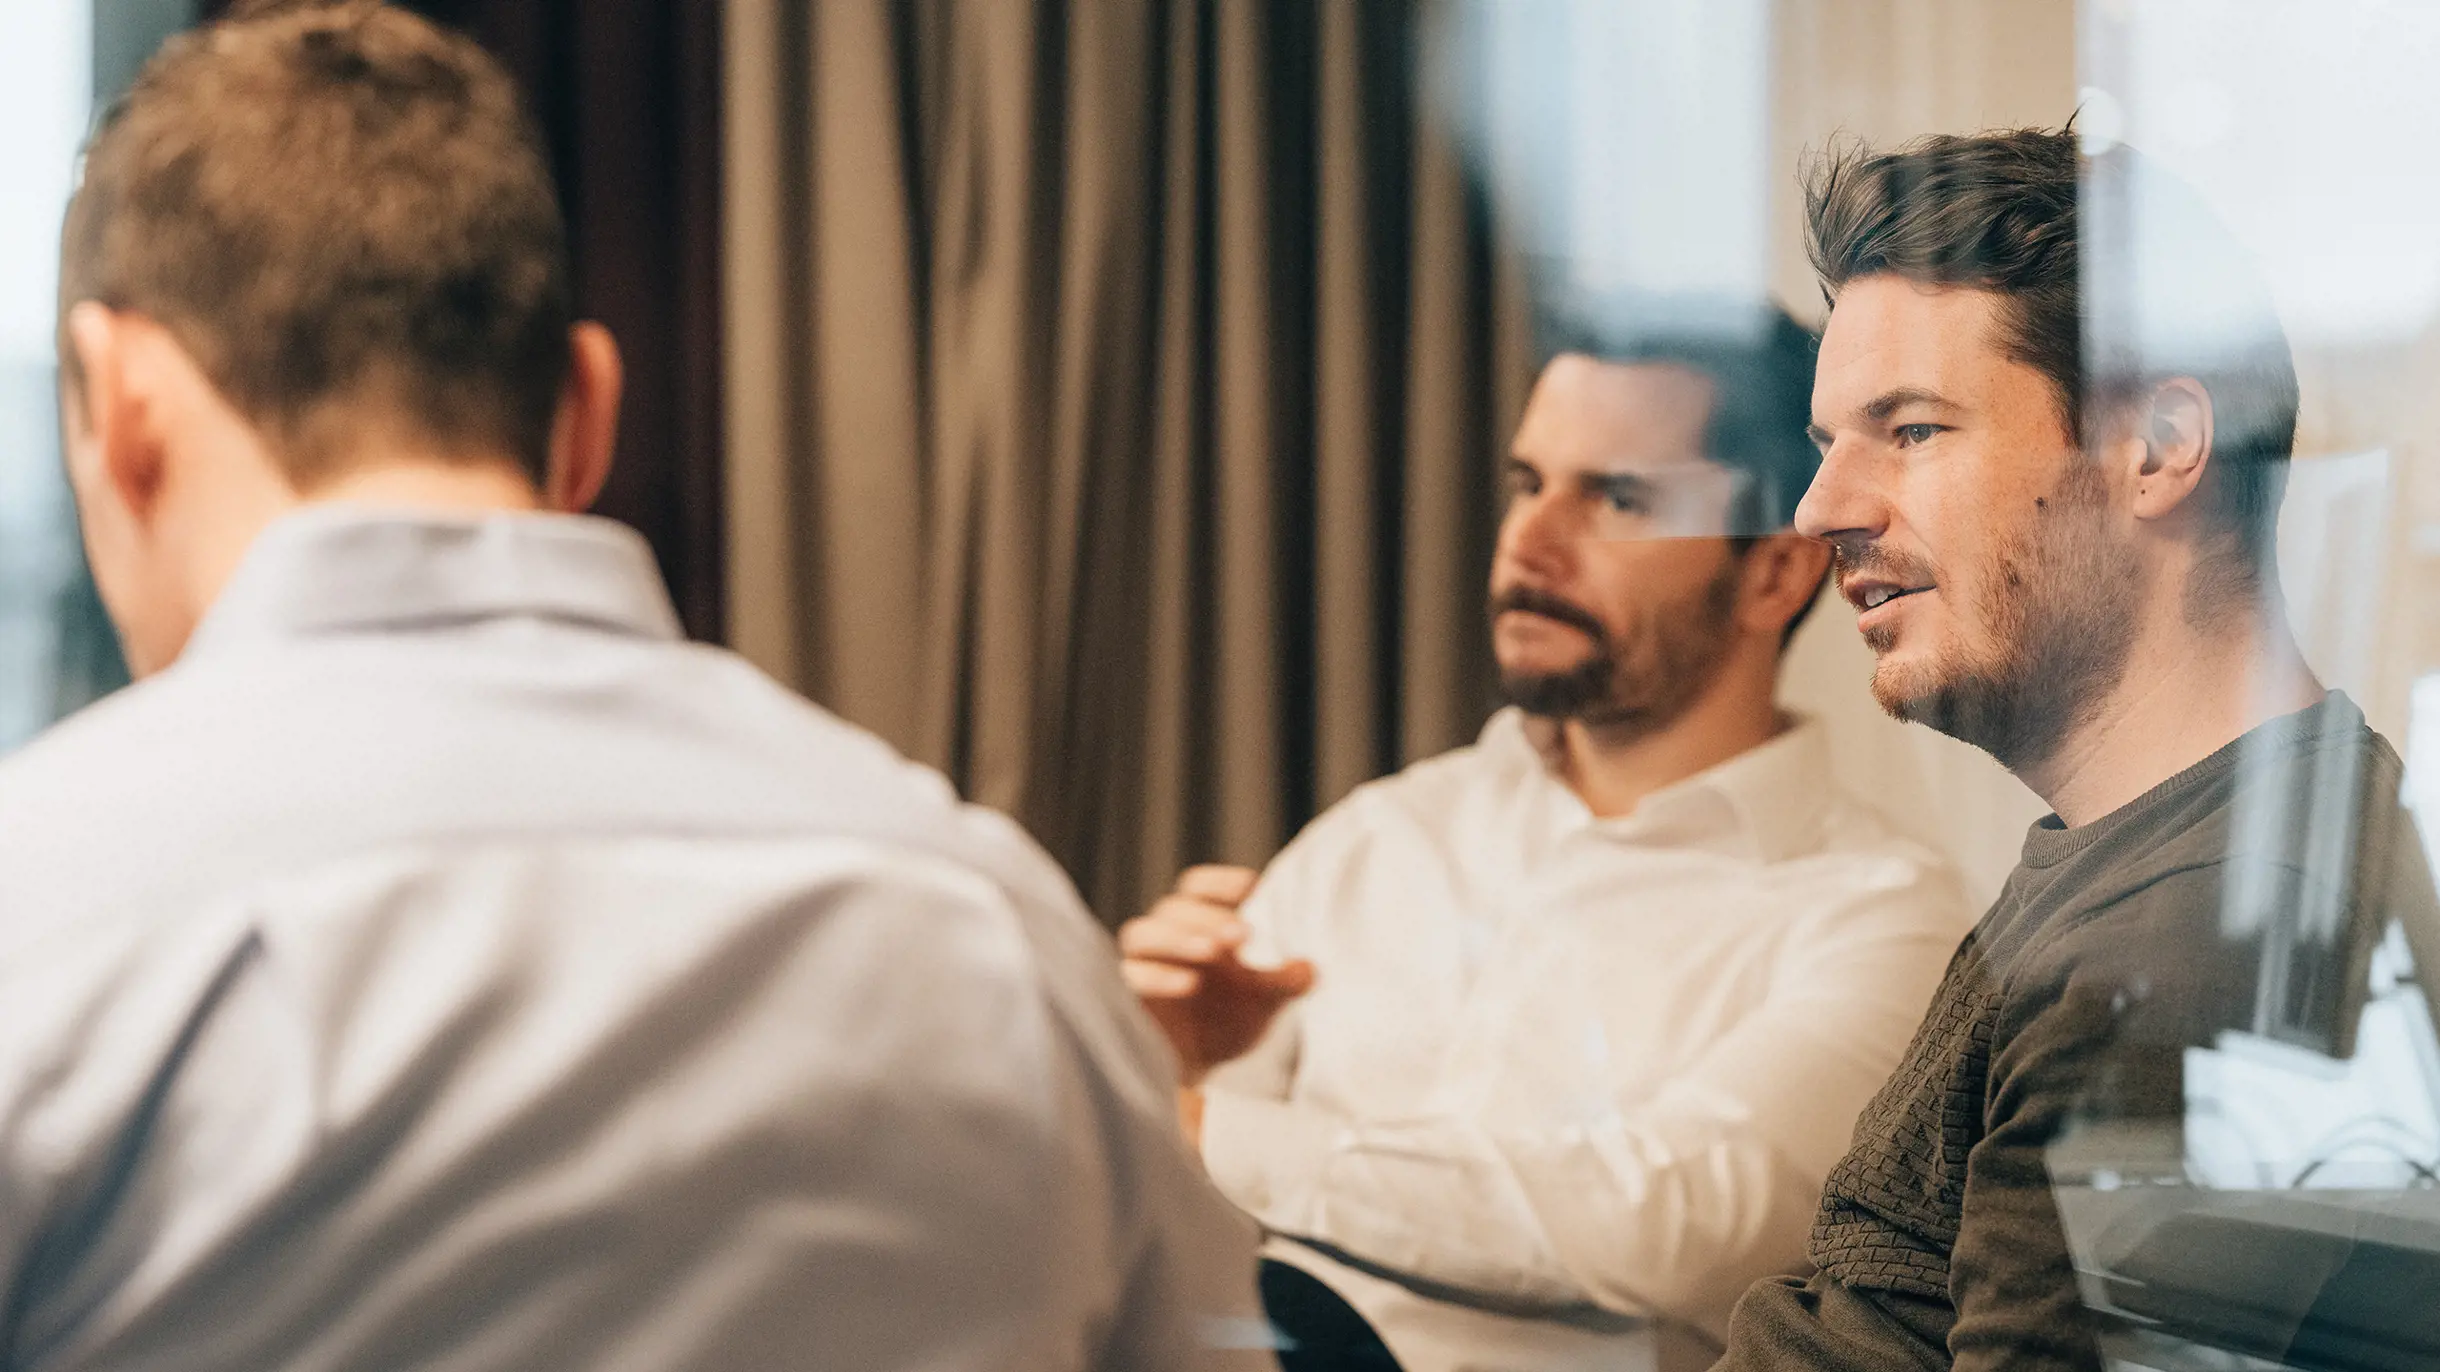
1578,470,1656,500
1859,386,1961,424
1809,386,1962,450
1504,455,1659,499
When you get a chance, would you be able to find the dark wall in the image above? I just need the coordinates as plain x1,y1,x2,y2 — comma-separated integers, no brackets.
197,0,729,641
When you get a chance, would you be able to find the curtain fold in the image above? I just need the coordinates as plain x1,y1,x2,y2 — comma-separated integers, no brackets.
727,0,1529,925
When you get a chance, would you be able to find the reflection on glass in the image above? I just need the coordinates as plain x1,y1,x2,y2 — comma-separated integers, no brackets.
2049,5,2440,1369
1442,0,1772,307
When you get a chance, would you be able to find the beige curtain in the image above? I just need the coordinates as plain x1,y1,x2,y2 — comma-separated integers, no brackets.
725,0,1532,924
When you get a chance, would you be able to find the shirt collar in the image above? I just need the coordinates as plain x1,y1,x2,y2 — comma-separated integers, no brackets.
1491,707,1833,863
183,505,684,661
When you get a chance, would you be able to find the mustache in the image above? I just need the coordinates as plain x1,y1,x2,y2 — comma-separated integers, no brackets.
1489,585,1610,643
1830,538,1939,588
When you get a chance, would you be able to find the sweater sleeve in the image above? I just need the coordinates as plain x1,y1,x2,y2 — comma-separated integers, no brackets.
1949,864,2261,1372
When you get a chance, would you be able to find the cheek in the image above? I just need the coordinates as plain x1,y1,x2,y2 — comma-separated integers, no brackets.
1591,543,1722,633
1577,544,1655,620
1897,454,2019,595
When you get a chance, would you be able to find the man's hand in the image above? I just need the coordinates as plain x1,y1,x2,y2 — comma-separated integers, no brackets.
1119,864,1316,1084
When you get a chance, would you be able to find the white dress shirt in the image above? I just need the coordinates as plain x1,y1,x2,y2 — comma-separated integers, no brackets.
0,509,1266,1372
1200,709,1971,1372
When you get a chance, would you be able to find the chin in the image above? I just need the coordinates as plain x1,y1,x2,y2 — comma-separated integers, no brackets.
1868,653,1948,722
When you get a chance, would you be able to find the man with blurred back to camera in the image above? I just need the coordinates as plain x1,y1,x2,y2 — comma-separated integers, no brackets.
1708,128,2440,1371
1120,309,1975,1372
0,5,1265,1369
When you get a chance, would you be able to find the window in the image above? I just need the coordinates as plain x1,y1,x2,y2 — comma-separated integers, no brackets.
0,1,195,751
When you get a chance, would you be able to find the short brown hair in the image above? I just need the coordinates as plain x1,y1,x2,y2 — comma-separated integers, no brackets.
1803,127,2299,579
59,0,572,486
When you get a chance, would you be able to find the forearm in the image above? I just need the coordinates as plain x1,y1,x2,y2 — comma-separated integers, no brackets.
1261,974,1949,1323
1289,1109,1820,1322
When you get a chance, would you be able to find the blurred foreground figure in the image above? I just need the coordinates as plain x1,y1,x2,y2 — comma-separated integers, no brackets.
1715,128,2440,1371
1123,313,1972,1372
0,5,1263,1369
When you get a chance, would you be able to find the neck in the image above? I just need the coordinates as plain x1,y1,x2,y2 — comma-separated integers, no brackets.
177,455,538,653
302,457,542,513
135,430,549,677
2024,592,2323,828
1554,654,1783,818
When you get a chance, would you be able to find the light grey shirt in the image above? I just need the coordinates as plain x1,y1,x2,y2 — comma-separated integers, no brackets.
0,508,1266,1372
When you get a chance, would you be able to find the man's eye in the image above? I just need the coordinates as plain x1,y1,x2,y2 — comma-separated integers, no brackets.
1895,423,1943,447
1602,488,1649,515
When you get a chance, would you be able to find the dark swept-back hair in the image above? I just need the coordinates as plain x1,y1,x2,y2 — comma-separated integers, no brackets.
1803,126,2300,582
60,0,573,487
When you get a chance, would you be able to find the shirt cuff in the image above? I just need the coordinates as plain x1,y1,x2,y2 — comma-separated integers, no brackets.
1197,1089,1347,1234
1312,1123,1554,1301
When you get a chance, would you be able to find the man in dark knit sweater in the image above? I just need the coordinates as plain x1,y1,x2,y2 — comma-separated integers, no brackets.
1711,128,2440,1371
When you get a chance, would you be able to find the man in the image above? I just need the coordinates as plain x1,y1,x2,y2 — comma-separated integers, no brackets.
0,6,1261,1369
1121,307,1973,1372
1713,129,2440,1370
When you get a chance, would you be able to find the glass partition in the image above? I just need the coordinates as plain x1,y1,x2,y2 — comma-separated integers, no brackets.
2055,4,2440,1368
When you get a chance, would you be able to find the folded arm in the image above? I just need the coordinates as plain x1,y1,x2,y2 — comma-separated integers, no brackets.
1203,890,1963,1329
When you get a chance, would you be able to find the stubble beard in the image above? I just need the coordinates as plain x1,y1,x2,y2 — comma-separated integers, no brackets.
1861,462,2144,776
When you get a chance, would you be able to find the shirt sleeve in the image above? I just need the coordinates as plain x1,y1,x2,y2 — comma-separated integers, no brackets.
1193,820,1327,1203
1075,1030,1282,1372
967,858,1277,1372
1948,865,2261,1372
1215,860,1968,1334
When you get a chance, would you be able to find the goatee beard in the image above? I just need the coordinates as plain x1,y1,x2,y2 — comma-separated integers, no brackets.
1491,562,1740,742
1502,652,1620,723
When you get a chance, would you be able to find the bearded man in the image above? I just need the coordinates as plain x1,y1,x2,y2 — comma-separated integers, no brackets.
1119,309,1972,1372
1709,128,2440,1372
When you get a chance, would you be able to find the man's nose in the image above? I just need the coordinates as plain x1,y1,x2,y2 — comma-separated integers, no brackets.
1795,439,1889,544
1497,491,1577,575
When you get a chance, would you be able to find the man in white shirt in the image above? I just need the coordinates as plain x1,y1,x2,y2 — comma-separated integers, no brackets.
0,6,1262,1369
1121,307,1973,1372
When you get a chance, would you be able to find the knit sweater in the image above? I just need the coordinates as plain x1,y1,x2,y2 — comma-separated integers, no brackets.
1714,694,2431,1372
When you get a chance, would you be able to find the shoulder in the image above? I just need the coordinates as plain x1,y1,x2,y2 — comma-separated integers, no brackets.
1351,714,1530,814
1985,861,2273,1096
767,842,1158,1102
1271,711,1531,860
1237,729,1513,941
0,666,198,815
1785,789,1977,935
0,667,250,949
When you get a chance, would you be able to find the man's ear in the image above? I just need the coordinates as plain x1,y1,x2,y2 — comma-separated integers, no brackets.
544,321,623,513
61,302,168,522
2128,377,2214,523
1737,531,1832,641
